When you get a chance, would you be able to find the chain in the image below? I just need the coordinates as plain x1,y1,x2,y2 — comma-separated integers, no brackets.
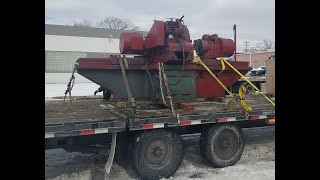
63,68,76,102
158,63,169,106
161,63,176,117
158,63,180,123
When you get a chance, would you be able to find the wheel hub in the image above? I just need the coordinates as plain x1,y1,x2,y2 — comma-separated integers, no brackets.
219,139,229,148
144,138,172,167
152,145,163,157
213,129,238,160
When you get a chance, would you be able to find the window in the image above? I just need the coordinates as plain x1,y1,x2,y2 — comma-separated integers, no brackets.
45,51,86,73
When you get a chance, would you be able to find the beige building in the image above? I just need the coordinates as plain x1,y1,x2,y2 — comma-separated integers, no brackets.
236,49,275,68
266,54,275,96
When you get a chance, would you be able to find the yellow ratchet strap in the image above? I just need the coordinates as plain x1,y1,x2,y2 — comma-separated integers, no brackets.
220,58,275,107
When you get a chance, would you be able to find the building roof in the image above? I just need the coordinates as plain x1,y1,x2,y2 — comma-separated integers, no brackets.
236,51,275,55
45,24,148,39
267,48,275,52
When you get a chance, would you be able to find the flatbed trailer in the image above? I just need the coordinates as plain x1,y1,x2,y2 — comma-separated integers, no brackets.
45,95,275,180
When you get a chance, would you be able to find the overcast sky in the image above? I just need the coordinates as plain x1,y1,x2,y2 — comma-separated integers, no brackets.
45,0,275,52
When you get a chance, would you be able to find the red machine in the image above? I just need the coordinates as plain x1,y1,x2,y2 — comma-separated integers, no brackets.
194,34,235,59
119,16,194,64
192,24,249,98
75,16,251,102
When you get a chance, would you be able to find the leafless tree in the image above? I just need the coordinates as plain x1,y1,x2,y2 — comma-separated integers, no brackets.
247,47,258,53
96,17,139,30
73,19,93,27
263,39,275,50
246,40,275,53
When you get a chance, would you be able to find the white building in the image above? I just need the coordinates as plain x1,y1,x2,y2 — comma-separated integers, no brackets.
45,24,147,83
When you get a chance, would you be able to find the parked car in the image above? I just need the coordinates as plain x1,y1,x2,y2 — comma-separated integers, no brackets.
249,66,266,76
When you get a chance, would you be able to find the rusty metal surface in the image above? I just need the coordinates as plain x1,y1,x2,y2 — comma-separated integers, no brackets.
195,60,251,98
45,95,274,125
75,17,251,102
144,20,166,49
45,99,125,125
134,95,273,118
119,32,144,54
122,19,194,64
194,34,235,59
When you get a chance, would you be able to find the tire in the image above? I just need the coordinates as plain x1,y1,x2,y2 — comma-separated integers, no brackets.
200,123,244,168
129,129,183,180
231,83,241,94
103,90,111,100
114,132,129,166
199,126,210,162
244,84,255,94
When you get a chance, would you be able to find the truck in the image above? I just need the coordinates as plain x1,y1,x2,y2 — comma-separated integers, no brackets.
230,66,267,94
45,17,275,180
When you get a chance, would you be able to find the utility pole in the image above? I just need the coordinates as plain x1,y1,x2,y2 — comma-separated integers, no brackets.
244,41,250,53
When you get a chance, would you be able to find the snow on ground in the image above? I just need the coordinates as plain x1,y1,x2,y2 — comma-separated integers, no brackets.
170,160,274,180
45,83,100,99
46,127,275,180
45,83,275,180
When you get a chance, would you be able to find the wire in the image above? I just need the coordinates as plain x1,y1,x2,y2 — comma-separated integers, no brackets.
145,63,155,95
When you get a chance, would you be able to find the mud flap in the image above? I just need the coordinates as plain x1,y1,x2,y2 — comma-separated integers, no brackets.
105,132,117,174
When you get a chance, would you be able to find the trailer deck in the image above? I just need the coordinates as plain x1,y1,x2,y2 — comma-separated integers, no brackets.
45,95,275,138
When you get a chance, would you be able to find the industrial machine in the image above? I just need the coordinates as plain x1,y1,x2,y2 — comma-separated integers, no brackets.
49,17,274,180
75,16,251,104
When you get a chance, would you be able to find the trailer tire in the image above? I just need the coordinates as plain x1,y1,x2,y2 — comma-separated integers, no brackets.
129,129,183,180
103,90,111,100
231,83,241,94
201,123,244,168
244,83,255,94
199,126,210,162
115,132,129,166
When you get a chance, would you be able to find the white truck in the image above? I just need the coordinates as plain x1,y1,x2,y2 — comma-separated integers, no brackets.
231,66,267,94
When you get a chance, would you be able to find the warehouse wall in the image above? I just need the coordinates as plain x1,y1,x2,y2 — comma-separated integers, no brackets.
236,51,275,68
45,50,113,73
45,25,148,84
45,35,121,83
45,35,120,53
45,73,92,84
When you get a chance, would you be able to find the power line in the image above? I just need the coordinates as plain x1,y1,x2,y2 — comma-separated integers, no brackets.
244,41,250,53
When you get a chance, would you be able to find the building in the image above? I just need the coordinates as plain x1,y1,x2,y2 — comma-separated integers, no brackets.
236,49,275,68
45,24,147,83
266,54,275,96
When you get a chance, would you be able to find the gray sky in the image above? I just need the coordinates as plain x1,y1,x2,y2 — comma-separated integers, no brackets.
45,0,275,52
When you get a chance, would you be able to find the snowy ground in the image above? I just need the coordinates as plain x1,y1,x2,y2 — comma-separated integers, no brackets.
45,83,100,99
45,127,275,180
45,83,275,180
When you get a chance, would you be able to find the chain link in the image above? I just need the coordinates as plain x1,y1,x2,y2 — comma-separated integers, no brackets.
158,63,180,122
158,63,169,106
161,64,176,117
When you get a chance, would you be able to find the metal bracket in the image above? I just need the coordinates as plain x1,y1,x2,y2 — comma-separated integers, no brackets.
105,132,117,174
